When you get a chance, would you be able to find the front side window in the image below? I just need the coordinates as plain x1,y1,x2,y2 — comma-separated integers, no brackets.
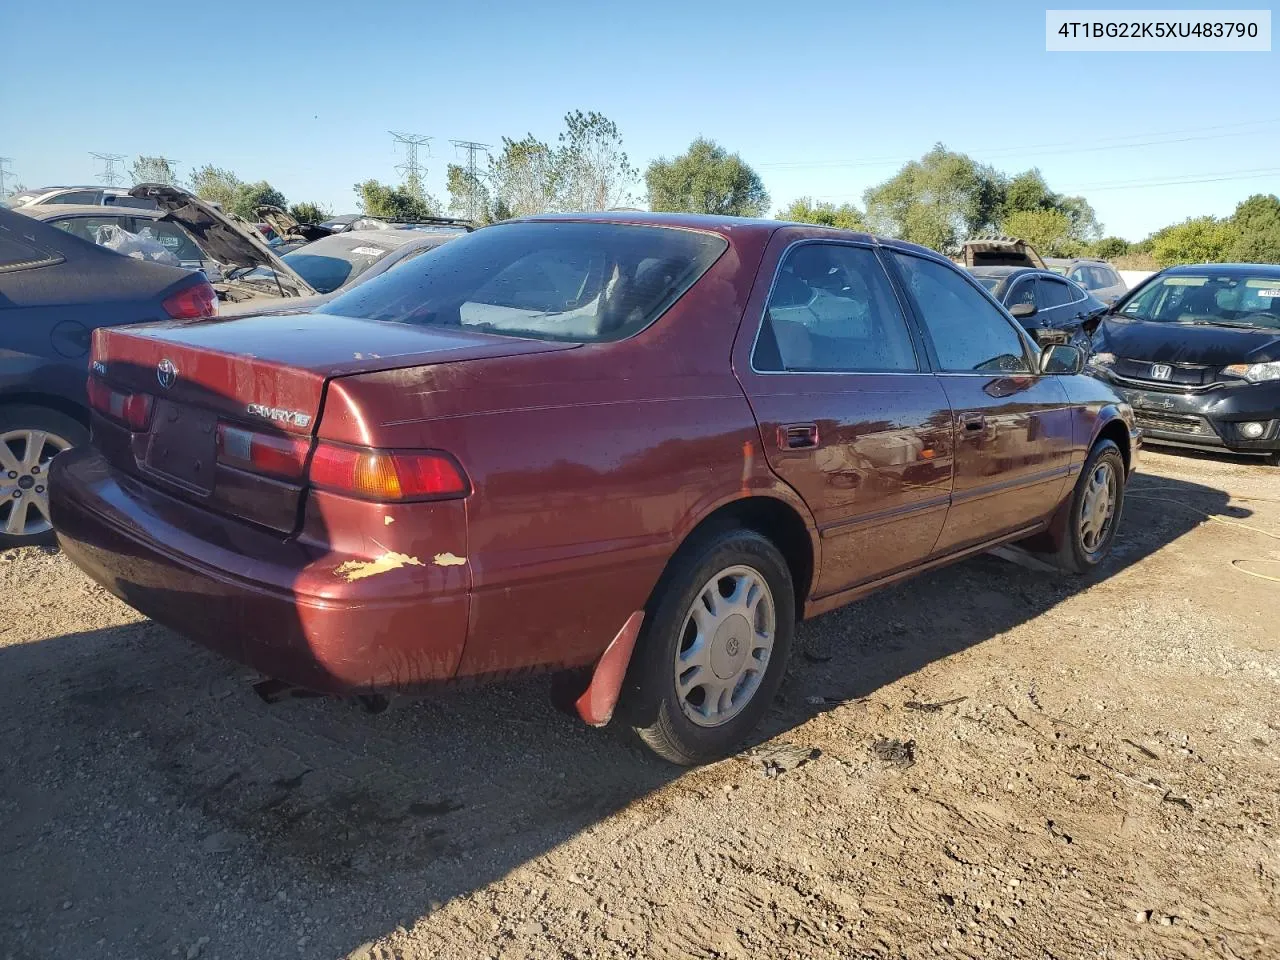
893,253,1032,373
46,190,99,205
1007,278,1035,307
753,243,918,373
321,222,727,343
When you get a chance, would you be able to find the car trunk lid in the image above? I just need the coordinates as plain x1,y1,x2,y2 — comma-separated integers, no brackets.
90,312,578,532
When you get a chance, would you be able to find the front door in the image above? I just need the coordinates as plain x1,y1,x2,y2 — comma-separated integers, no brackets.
735,239,954,597
889,251,1074,553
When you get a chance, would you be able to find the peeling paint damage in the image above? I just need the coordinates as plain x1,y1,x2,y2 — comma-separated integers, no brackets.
335,552,424,581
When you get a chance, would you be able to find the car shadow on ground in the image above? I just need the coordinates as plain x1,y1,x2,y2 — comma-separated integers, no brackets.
0,470,1242,957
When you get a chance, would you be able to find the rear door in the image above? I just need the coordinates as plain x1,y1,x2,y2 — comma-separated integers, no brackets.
888,250,1073,553
735,237,953,597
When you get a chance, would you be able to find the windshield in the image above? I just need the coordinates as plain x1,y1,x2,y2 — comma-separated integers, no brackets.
319,221,728,342
1118,273,1280,330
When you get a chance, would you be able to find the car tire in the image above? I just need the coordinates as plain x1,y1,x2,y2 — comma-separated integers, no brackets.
621,528,795,766
1048,439,1126,575
0,405,87,549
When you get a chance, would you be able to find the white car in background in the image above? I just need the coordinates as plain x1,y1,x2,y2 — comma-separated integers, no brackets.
3,185,158,210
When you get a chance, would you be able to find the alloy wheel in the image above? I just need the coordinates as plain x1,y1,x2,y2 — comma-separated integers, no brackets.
0,429,72,539
674,564,776,728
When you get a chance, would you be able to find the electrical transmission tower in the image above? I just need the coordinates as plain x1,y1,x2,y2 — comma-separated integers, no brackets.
90,152,127,186
0,158,13,199
389,131,431,202
451,140,490,221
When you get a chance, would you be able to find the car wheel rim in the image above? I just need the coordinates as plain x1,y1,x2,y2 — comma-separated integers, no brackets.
1078,460,1117,555
0,428,72,539
674,564,776,728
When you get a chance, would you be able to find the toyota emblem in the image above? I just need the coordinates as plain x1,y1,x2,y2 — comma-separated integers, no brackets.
1149,363,1173,381
157,358,178,389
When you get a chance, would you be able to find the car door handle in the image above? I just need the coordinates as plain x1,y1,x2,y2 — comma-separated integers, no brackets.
963,415,986,431
779,423,820,449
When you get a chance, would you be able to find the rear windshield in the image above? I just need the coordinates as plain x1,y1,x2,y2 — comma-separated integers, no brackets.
283,236,403,293
1119,273,1280,330
318,221,728,342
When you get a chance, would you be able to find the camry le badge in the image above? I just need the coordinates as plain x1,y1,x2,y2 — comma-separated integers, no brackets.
157,358,178,389
1149,363,1173,381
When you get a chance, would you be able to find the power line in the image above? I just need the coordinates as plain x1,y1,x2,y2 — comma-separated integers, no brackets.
1061,165,1280,192
390,131,431,201
0,157,13,198
759,116,1280,170
451,139,490,221
90,152,126,187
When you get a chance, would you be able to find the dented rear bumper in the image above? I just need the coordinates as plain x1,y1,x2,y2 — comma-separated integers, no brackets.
50,447,469,694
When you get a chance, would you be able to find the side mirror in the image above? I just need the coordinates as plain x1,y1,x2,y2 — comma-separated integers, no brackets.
1009,302,1037,320
1040,344,1083,375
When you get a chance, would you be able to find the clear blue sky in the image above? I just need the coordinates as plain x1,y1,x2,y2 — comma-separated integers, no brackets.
3,0,1277,240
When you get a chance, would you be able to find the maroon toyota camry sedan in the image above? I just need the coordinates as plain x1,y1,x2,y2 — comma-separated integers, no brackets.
50,213,1138,765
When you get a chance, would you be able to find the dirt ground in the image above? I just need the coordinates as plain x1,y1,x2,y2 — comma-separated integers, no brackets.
1,446,1277,960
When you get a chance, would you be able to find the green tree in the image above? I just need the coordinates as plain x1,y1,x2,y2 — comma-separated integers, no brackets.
1228,193,1280,263
230,181,288,220
1002,169,1056,216
130,156,179,187
353,179,441,220
289,201,332,224
1148,216,1240,267
1000,208,1078,257
779,197,865,230
862,144,1003,253
488,135,559,217
1091,236,1130,260
645,137,769,217
447,162,491,222
1057,195,1102,245
187,165,242,209
555,110,637,211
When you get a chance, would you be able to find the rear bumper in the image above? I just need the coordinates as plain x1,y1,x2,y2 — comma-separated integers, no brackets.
50,448,469,694
1104,380,1280,455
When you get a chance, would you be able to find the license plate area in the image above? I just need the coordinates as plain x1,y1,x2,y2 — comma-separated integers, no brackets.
143,400,217,495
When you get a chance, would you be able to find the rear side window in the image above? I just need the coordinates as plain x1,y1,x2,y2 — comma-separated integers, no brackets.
321,222,727,343
753,243,918,373
46,190,100,205
1037,276,1075,308
893,253,1031,374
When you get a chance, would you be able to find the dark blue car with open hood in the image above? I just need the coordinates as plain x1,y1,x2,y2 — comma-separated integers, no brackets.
1086,263,1280,464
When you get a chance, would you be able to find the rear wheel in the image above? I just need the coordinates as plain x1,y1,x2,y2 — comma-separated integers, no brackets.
1048,439,1125,575
622,528,795,766
0,406,87,548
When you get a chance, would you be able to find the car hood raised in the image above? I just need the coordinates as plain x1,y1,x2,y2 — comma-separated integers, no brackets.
128,184,316,296
1097,316,1280,366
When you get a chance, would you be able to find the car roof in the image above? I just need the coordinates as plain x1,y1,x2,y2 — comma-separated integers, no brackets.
969,265,1037,278
1160,262,1280,278
1045,257,1107,267
517,211,946,259
21,204,163,221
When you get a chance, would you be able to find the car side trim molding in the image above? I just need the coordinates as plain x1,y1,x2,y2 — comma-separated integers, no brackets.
819,494,951,539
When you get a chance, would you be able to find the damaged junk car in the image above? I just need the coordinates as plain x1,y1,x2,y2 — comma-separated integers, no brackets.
22,184,317,306
49,214,1138,764
1086,263,1280,464
0,208,216,546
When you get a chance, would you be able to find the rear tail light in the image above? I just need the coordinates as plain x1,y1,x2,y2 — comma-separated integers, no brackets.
216,423,310,480
162,280,218,320
308,442,469,501
87,377,154,431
